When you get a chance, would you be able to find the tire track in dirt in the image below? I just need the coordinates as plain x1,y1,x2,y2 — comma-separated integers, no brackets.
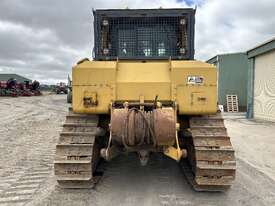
0,95,67,206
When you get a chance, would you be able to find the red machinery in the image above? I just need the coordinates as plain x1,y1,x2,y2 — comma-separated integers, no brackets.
0,79,41,97
54,82,67,94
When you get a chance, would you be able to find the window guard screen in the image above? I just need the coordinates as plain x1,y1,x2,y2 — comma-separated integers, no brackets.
93,9,195,60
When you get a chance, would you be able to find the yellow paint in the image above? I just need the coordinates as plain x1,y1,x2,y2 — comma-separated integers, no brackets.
72,59,217,115
163,146,183,161
163,132,184,161
83,91,97,107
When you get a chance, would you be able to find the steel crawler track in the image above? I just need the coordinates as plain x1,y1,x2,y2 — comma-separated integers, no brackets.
181,113,236,191
54,111,102,188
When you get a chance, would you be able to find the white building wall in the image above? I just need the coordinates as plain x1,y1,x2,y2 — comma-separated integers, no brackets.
253,50,275,121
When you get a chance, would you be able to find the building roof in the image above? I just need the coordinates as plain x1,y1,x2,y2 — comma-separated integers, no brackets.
0,73,32,83
206,55,218,64
247,37,275,58
206,52,246,63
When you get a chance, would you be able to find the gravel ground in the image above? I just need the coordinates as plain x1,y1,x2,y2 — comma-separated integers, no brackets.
0,95,275,206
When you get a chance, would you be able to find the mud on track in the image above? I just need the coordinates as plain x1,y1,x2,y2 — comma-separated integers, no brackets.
0,95,275,206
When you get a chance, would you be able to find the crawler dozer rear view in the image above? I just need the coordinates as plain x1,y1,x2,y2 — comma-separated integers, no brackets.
54,8,236,191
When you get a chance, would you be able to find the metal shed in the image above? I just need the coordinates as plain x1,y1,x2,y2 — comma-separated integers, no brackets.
247,37,275,121
0,73,32,83
207,53,249,111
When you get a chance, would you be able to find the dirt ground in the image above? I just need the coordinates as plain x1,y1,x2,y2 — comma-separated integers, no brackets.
0,95,275,206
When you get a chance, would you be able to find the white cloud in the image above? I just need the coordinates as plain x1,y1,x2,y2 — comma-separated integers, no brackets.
195,0,275,60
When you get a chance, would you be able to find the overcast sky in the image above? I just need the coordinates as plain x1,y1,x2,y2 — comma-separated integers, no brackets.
0,0,274,84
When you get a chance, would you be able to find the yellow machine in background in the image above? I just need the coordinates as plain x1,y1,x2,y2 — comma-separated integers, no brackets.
54,8,236,191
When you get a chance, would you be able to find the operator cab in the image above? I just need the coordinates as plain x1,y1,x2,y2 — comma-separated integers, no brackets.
93,9,195,60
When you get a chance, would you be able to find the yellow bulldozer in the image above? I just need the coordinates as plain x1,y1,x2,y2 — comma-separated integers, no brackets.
54,8,236,191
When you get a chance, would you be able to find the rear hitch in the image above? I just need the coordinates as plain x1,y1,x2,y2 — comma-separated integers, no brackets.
138,150,150,166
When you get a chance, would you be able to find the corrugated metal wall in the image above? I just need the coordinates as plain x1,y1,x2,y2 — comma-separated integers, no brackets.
253,50,275,121
208,53,248,111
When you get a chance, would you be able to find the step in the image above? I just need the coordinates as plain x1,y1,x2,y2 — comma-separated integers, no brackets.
190,115,223,121
56,176,92,181
195,147,235,161
197,160,236,169
62,126,98,133
63,123,98,127
54,159,92,164
192,136,231,147
59,134,96,144
190,119,224,127
60,132,98,136
66,113,98,118
190,126,226,129
57,180,94,189
56,144,94,156
190,129,228,137
196,161,236,177
54,163,92,174
195,175,234,186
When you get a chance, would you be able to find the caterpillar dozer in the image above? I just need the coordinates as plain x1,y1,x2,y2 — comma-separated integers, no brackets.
54,8,236,191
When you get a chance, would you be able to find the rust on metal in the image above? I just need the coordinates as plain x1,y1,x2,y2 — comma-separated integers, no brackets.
110,107,176,148
153,108,176,146
54,110,102,189
180,113,236,191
